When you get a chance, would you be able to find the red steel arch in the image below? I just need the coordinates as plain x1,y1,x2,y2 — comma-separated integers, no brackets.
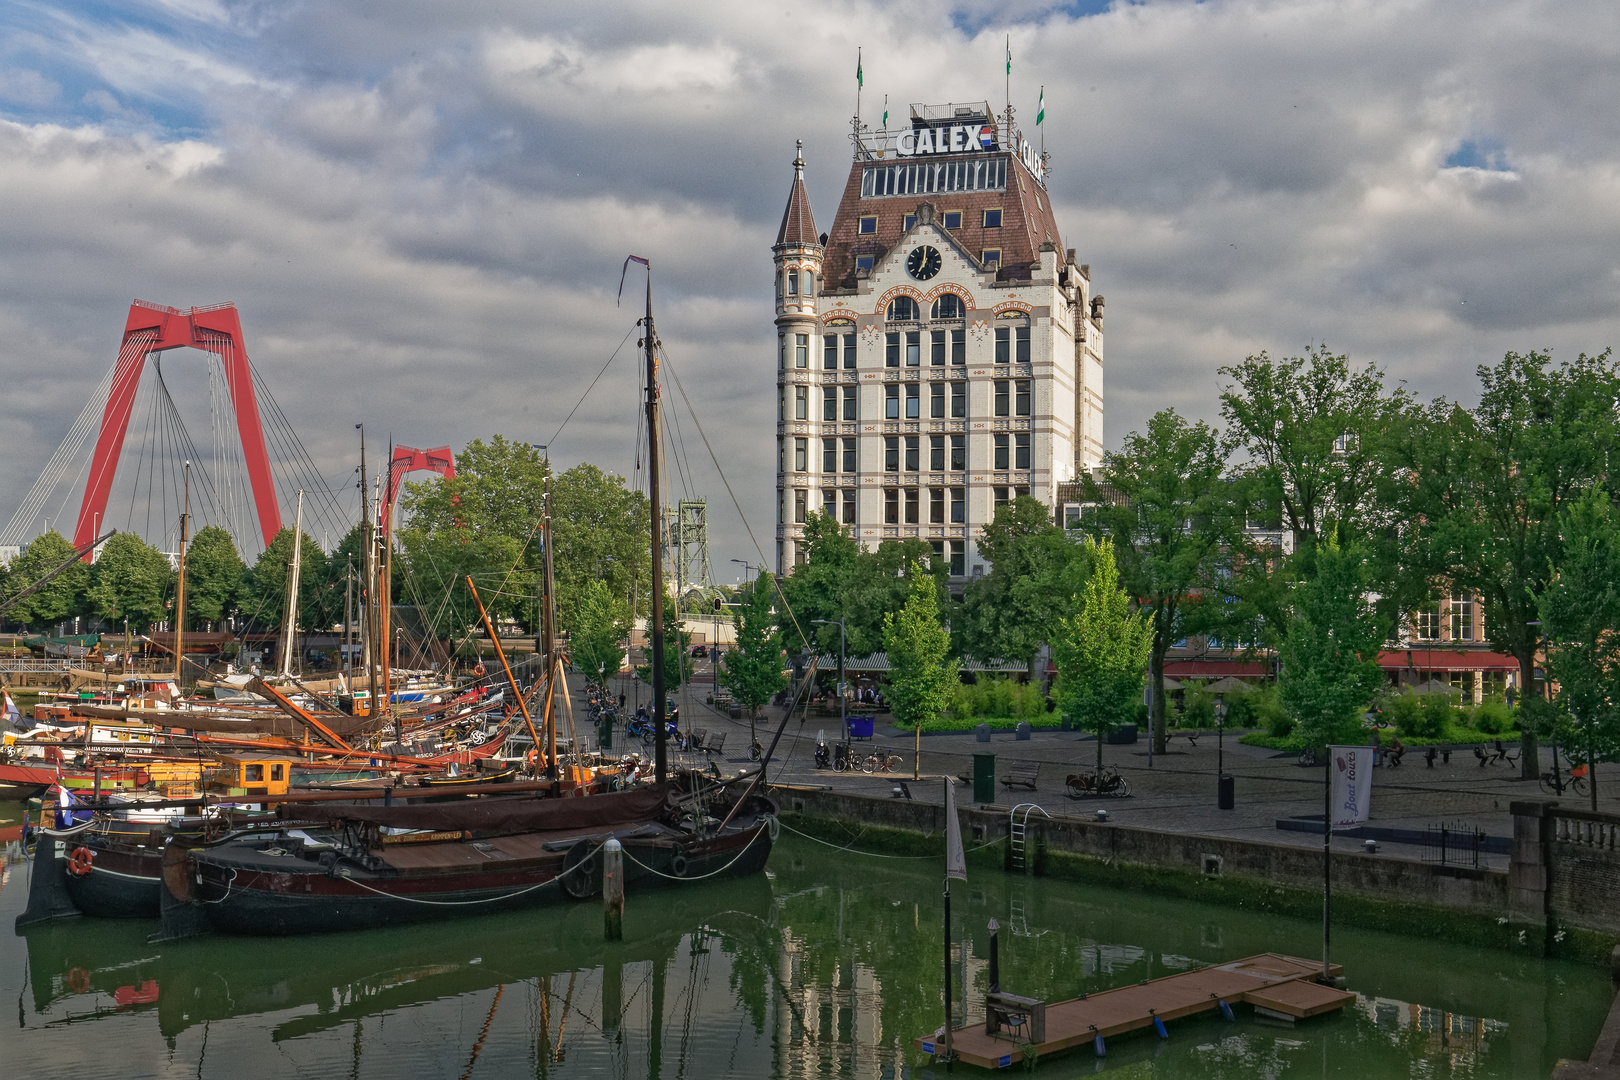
73,301,282,557
383,445,456,524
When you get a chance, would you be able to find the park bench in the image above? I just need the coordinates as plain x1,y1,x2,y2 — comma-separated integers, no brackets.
1177,730,1199,748
687,728,708,752
1001,761,1040,791
701,731,727,756
985,990,1046,1043
1475,742,1518,767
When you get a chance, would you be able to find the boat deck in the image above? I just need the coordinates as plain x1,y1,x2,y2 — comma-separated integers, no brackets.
916,952,1354,1069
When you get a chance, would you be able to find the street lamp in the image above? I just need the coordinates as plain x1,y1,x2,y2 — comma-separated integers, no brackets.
731,559,756,584
813,617,847,751
1215,693,1233,810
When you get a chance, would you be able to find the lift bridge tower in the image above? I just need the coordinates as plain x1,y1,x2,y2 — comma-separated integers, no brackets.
666,498,711,604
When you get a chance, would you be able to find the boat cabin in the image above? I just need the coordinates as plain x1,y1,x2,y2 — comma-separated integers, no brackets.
212,753,294,797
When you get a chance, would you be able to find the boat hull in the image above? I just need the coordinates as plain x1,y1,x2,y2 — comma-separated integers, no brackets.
63,838,166,918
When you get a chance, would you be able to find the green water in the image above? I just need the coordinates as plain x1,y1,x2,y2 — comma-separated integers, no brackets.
0,802,1608,1079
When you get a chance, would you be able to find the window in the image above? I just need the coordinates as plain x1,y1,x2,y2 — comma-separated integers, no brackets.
905,331,920,366
824,335,838,369
795,334,808,368
905,383,920,419
942,210,962,229
842,489,857,524
842,437,857,473
929,434,945,470
904,487,920,524
951,329,966,365
888,296,919,321
822,438,837,473
994,433,1010,470
856,255,875,271
950,435,966,471
823,386,837,421
859,215,877,234
1014,432,1030,470
949,539,965,576
804,270,814,296
842,385,858,420
787,270,798,296
794,489,807,523
1015,485,1029,499
994,380,1010,416
1415,601,1441,642
982,248,1001,269
1015,380,1030,416
983,208,1002,228
861,158,1008,197
823,489,837,518
885,385,900,419
950,486,965,523
930,382,945,419
904,436,919,471
1449,593,1474,642
794,438,808,472
1015,325,1030,363
932,293,965,320
884,436,899,471
930,330,946,366
995,327,1010,364
775,271,783,299
994,486,1010,509
885,489,899,524
843,332,857,369
886,332,900,367
794,386,808,419
930,487,945,524
950,382,966,418
903,213,917,230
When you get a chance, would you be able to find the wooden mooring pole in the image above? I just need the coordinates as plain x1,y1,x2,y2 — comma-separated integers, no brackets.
603,839,624,941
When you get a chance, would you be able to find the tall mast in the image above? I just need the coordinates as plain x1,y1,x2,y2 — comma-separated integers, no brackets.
541,477,560,783
280,489,304,678
174,461,191,686
381,452,395,728
359,426,381,719
643,264,668,784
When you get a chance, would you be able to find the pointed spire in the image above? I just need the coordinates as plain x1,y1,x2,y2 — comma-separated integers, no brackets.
775,140,820,248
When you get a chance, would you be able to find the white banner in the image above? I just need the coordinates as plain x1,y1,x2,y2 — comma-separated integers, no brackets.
944,778,967,882
1328,745,1374,827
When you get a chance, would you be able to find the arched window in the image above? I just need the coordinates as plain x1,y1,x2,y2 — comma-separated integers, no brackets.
931,293,965,320
804,270,814,296
887,296,919,322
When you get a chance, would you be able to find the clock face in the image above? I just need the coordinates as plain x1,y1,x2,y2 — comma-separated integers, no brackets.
906,245,942,281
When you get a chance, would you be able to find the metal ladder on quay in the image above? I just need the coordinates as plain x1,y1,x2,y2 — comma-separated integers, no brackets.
1008,803,1051,874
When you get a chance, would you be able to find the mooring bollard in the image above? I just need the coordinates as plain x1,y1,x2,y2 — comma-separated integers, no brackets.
603,839,624,941
988,918,1000,993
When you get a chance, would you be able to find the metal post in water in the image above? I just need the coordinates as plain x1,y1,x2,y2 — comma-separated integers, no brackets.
988,917,1000,994
1322,747,1332,983
603,838,624,941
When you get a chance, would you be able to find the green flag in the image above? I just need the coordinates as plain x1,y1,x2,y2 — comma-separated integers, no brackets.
1006,37,1011,76
882,95,888,128
857,54,863,88
1037,87,1045,126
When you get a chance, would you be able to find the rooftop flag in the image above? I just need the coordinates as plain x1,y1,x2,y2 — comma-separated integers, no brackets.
1006,36,1012,76
1037,86,1045,126
857,52,863,88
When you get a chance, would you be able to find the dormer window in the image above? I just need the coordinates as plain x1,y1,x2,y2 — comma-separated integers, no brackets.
903,214,917,231
859,215,878,235
855,255,875,271
983,208,1003,228
887,296,919,322
942,211,962,229
982,248,1002,269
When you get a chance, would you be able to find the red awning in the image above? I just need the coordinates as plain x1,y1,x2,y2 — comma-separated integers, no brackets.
1161,660,1271,678
1378,649,1519,671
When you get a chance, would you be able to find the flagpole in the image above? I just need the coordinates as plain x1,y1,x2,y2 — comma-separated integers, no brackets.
856,47,863,127
943,875,954,1061
1004,35,1011,135
1322,747,1332,982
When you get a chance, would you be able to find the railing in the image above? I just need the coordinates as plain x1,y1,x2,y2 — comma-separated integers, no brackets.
1550,808,1620,851
0,659,75,673
1423,820,1491,868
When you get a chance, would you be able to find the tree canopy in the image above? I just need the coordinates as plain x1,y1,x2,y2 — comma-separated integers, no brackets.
1052,537,1153,767
719,573,788,718
3,530,90,628
87,532,174,633
882,564,958,732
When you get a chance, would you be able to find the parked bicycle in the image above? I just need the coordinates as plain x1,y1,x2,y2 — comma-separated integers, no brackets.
1065,767,1132,799
1541,763,1591,797
861,749,903,774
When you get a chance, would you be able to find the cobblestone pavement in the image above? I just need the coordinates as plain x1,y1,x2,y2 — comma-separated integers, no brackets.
614,674,1616,867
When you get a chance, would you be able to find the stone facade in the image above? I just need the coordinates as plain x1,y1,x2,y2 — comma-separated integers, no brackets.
772,105,1104,576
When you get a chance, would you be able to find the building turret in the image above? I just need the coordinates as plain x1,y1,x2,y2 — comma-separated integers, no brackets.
774,142,825,571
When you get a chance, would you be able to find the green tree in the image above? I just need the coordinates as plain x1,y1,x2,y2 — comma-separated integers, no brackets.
3,530,89,628
882,564,958,737
86,532,174,633
1277,534,1388,750
244,527,327,631
183,525,245,628
635,597,691,695
1084,409,1236,755
1404,350,1620,777
570,578,628,684
719,573,788,719
958,496,1089,672
1052,537,1153,771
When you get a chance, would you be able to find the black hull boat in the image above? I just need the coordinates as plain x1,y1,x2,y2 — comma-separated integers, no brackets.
172,782,776,935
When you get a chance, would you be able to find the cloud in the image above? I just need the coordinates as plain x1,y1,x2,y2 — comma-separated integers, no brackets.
1,0,1619,570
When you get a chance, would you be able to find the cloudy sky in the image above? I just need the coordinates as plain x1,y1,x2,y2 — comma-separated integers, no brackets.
2,0,1618,571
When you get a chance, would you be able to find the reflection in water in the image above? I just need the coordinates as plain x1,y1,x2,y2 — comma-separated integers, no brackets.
0,807,1610,1079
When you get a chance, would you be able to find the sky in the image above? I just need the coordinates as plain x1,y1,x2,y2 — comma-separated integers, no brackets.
2,0,1619,574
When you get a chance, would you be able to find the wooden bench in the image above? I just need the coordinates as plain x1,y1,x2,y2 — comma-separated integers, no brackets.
1001,761,1039,790
985,991,1046,1043
701,731,727,756
687,728,708,752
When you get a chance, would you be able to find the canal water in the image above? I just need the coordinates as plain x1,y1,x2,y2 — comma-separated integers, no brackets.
0,800,1609,1079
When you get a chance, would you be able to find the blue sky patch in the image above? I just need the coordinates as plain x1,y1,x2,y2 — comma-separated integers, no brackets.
1444,139,1510,171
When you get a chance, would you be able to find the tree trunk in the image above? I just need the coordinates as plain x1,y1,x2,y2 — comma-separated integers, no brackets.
1096,721,1104,774
1518,647,1539,780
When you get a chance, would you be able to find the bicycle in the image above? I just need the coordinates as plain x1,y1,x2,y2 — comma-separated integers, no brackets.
1065,767,1132,799
861,749,903,774
1540,763,1591,797
1297,747,1320,768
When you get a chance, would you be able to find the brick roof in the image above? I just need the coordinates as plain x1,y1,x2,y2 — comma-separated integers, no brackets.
775,149,820,247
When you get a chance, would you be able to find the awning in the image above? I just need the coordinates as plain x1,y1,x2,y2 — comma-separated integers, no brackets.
1162,660,1271,679
1378,649,1518,672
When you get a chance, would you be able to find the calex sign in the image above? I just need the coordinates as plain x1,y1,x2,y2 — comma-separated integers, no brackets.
894,124,994,157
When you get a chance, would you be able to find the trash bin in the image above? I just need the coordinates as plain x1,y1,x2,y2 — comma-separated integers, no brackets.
975,722,992,743
599,716,613,751
973,752,997,805
847,716,874,740
1015,721,1032,741
1218,773,1235,810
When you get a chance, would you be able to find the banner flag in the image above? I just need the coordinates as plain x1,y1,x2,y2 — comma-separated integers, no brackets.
1328,745,1373,827
945,778,967,882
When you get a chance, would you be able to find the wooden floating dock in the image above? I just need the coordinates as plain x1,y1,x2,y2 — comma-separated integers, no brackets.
916,952,1355,1069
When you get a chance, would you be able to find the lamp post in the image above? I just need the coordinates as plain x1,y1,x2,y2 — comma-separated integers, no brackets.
814,617,847,752
1215,693,1234,810
731,559,756,585
1528,621,1559,794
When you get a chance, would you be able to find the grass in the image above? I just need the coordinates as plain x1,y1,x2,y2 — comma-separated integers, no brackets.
1240,722,1517,751
890,715,1065,733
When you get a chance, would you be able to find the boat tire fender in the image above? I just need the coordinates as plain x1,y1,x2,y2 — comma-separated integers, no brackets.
561,841,601,899
67,846,94,877
669,852,689,878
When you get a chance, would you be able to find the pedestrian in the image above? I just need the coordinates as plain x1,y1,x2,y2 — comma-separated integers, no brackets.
618,692,625,710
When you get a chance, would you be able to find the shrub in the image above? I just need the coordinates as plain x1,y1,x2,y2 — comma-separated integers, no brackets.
1387,694,1427,738
1266,710,1296,740
1421,694,1455,739
1473,698,1512,735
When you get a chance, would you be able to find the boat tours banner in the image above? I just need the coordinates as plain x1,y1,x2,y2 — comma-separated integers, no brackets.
1328,745,1374,827
944,777,967,882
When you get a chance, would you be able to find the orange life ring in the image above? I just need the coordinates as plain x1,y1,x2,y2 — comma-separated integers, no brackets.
67,846,94,877
473,663,487,677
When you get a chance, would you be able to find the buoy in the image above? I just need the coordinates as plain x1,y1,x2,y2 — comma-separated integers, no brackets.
1153,1013,1168,1038
1219,998,1235,1022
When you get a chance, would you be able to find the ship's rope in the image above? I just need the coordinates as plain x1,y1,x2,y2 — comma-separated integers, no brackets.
776,817,1006,859
616,820,771,882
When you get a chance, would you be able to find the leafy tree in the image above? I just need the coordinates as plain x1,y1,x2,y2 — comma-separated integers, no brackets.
1277,533,1388,750
550,461,651,633
1404,350,1620,777
1540,489,1620,794
719,573,788,719
3,530,90,628
882,564,958,739
244,527,327,632
958,496,1089,672
1084,410,1236,755
184,525,245,628
1052,537,1153,771
570,578,628,684
634,596,691,695
86,532,174,633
